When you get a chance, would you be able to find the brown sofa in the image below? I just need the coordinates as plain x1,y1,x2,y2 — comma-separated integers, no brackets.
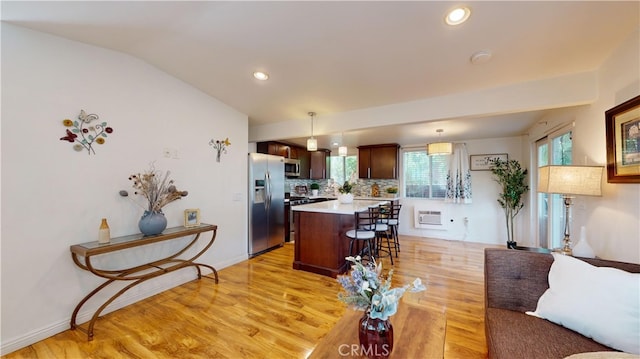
484,248,640,359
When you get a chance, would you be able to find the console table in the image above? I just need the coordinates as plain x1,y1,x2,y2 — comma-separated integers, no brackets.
69,223,218,341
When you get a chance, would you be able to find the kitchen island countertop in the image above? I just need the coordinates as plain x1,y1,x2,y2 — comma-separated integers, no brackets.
291,199,389,215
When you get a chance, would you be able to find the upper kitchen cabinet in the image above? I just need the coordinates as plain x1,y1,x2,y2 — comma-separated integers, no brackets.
257,141,292,158
358,144,400,179
308,149,330,179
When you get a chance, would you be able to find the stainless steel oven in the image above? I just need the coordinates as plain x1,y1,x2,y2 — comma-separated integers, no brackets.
287,196,308,242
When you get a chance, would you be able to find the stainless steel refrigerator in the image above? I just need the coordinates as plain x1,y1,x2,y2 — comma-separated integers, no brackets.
248,153,285,257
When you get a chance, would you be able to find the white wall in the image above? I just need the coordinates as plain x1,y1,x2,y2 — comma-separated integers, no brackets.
398,136,530,246
399,29,639,260
1,24,249,353
526,28,640,264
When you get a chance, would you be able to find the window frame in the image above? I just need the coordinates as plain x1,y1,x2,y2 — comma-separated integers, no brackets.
534,125,573,249
401,147,448,199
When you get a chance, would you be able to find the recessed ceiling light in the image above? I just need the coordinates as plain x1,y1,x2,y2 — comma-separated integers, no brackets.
445,6,471,26
253,71,269,81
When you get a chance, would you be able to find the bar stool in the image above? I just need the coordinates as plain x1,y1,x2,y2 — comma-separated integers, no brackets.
372,204,394,265
345,207,378,263
387,203,402,256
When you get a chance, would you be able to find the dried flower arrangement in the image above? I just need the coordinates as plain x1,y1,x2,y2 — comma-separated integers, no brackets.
209,137,231,162
119,164,188,213
337,256,426,320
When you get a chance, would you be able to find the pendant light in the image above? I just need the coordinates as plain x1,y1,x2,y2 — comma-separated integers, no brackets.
427,129,452,156
306,112,317,151
338,146,348,156
338,132,347,156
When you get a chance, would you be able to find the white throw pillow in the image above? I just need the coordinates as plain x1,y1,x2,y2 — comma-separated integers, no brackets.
527,253,640,354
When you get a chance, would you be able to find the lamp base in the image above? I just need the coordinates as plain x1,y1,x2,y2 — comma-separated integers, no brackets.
554,236,573,256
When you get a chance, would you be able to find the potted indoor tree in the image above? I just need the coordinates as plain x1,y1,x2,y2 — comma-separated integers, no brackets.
490,158,529,249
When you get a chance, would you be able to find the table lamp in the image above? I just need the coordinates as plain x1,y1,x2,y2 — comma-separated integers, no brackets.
537,165,603,255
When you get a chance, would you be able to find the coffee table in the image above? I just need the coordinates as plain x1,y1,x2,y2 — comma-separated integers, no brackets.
309,302,446,358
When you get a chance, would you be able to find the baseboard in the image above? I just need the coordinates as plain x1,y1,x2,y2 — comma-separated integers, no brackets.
0,254,247,355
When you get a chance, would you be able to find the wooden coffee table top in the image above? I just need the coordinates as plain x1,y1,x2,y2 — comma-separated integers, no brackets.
309,302,447,358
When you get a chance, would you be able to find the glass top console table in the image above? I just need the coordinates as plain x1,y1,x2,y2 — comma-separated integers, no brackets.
69,223,218,341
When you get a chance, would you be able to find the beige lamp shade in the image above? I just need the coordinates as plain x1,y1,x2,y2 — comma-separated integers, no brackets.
427,142,453,156
338,146,348,156
538,165,603,196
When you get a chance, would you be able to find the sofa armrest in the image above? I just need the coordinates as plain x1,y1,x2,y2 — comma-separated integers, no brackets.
484,248,554,313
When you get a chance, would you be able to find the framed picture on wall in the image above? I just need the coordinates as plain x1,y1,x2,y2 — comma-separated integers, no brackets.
184,208,201,228
605,95,640,183
469,153,508,171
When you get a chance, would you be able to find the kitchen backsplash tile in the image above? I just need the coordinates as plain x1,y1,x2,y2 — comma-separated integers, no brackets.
285,178,398,197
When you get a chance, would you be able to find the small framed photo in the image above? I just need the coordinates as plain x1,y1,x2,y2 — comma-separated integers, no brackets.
470,153,508,171
184,209,201,228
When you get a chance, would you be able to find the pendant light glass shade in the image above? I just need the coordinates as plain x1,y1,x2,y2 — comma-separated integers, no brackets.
338,146,348,156
307,112,317,151
307,138,318,151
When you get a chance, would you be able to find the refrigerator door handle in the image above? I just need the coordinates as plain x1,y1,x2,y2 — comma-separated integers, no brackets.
265,171,271,211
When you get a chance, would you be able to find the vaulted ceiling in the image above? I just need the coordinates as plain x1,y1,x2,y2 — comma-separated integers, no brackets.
2,1,638,148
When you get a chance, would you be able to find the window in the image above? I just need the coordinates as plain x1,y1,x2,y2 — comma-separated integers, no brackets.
329,155,358,185
403,149,447,198
536,128,572,249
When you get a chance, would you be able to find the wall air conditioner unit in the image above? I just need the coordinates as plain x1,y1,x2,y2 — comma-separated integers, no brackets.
419,210,442,226
414,207,447,230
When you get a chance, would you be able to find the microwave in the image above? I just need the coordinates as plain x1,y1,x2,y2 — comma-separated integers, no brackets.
284,158,300,177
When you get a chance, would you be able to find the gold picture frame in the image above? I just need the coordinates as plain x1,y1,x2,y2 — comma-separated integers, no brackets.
184,208,201,228
605,95,640,183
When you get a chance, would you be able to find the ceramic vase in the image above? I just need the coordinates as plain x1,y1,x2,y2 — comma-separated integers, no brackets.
98,218,111,244
139,211,167,236
358,311,394,359
573,226,595,258
339,193,354,204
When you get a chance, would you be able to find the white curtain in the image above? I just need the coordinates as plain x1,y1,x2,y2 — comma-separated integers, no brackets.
445,143,472,204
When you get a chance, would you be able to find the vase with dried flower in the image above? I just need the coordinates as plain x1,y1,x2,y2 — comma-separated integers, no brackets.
209,138,231,162
120,164,188,236
337,256,426,358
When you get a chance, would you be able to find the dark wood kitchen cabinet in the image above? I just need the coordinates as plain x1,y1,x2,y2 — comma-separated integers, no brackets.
257,141,292,158
358,144,399,179
309,149,330,179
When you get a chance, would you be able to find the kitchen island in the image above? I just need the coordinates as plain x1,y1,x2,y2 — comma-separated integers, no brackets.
291,199,389,277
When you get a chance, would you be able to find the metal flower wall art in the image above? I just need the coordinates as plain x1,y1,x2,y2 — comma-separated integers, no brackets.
60,110,114,155
209,137,231,162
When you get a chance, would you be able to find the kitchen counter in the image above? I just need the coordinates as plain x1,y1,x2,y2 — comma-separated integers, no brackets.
291,199,389,215
306,195,400,201
292,199,392,277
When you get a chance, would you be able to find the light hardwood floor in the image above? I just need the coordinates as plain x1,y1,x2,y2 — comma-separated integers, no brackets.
3,236,500,359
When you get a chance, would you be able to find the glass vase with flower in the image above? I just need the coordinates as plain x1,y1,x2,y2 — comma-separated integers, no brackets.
337,256,426,358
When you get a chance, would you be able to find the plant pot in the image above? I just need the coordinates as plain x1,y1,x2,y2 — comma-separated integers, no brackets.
338,193,354,204
139,211,167,236
312,189,319,196
358,311,394,359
